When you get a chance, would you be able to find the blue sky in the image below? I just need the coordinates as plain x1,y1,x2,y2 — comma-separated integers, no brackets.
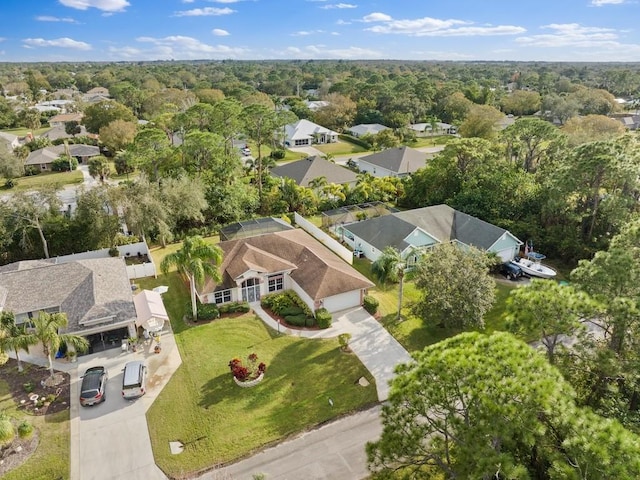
1,0,639,62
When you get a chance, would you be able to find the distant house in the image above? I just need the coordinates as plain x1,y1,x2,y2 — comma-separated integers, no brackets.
611,114,640,130
347,123,389,138
304,100,329,111
48,112,83,128
36,99,75,112
270,155,358,187
358,146,428,178
409,122,457,135
339,204,522,263
25,144,100,171
40,125,89,141
284,119,338,147
199,229,374,313
85,87,110,96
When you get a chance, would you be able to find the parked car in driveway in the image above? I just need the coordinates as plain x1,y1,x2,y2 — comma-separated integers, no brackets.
80,366,108,406
500,262,523,281
122,361,148,399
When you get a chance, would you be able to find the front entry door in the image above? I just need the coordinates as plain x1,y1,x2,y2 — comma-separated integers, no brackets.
241,278,261,303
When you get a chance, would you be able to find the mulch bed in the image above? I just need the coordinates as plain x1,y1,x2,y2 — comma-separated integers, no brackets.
0,359,70,476
0,359,71,416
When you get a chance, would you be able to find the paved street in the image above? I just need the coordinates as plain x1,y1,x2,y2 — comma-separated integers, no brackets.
203,405,383,480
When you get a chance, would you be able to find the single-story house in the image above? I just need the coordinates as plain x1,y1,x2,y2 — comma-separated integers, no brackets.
285,119,338,147
358,146,428,178
304,100,329,111
48,112,84,128
409,122,457,135
25,144,100,171
348,123,389,138
0,258,138,353
339,204,522,263
199,229,374,313
270,155,358,187
40,125,89,141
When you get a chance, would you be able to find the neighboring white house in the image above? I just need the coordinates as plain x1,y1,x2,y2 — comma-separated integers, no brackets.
338,204,522,263
358,146,428,178
304,100,329,111
410,122,457,135
348,123,389,138
198,229,373,313
284,119,339,147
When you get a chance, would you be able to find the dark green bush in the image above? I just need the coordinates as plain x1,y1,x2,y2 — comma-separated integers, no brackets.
284,314,311,327
219,301,250,314
339,133,372,150
270,149,285,160
285,291,314,317
197,303,220,321
315,308,332,329
279,306,303,317
51,156,78,172
24,166,39,176
363,295,379,315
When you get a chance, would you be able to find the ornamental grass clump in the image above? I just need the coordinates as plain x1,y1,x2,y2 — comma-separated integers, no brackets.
228,353,266,382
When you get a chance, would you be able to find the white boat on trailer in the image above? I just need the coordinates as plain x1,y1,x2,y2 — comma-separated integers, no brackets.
511,252,557,279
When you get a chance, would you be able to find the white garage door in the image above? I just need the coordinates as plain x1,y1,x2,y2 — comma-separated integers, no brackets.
322,290,361,313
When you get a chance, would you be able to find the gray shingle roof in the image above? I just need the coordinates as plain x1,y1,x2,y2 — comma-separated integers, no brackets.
270,156,358,187
345,204,516,252
0,258,136,334
359,146,428,174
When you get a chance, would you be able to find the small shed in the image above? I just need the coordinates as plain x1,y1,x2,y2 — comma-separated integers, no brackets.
133,289,169,333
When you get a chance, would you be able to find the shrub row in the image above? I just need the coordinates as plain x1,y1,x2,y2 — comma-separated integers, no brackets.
315,308,332,329
338,133,372,150
195,301,251,321
219,301,250,314
261,290,313,318
363,295,379,315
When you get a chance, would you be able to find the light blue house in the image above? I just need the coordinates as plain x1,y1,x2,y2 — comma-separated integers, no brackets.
339,204,522,263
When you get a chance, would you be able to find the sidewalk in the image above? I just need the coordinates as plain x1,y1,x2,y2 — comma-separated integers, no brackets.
252,304,411,401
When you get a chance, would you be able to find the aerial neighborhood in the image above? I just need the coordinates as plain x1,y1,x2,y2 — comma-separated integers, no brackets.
0,55,640,479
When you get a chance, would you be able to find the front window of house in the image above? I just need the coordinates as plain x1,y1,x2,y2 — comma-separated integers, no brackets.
213,289,232,304
268,274,284,292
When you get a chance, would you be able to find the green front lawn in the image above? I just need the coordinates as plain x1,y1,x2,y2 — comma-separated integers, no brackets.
314,140,368,156
409,135,455,148
0,381,70,480
146,313,377,477
1,127,51,137
0,170,84,192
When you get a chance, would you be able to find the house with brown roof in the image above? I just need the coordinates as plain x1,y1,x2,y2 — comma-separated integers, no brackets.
270,155,358,187
48,112,84,128
199,229,373,313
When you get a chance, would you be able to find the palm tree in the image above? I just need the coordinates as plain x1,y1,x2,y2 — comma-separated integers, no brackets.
0,311,38,372
32,311,89,379
371,246,407,321
160,236,223,320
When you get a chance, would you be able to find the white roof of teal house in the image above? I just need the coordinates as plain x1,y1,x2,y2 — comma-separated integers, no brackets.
344,204,522,254
348,124,389,136
285,119,338,142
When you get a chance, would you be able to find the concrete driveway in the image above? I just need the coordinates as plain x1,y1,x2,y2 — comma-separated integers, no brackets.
71,332,181,480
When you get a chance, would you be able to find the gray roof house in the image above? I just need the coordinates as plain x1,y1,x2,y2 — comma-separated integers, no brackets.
0,258,137,342
270,155,358,187
339,204,522,263
348,123,389,138
25,144,100,170
358,146,428,178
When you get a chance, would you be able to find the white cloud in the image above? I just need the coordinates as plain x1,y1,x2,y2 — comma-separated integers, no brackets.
362,13,525,37
320,3,357,9
174,7,234,17
516,23,619,47
280,44,381,59
212,28,230,36
36,15,78,23
59,0,129,12
135,35,246,59
23,37,92,50
362,12,391,22
291,30,324,36
336,19,351,25
591,0,626,5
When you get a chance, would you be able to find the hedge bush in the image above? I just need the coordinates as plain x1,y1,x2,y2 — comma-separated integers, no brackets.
51,156,78,172
284,314,309,327
315,308,332,329
219,301,250,314
363,295,379,315
279,306,303,317
196,303,220,321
